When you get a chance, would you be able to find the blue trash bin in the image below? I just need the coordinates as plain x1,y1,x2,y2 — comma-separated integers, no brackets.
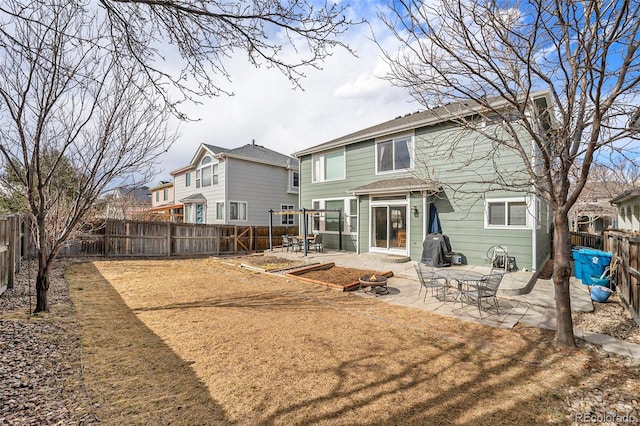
578,249,612,285
572,248,582,279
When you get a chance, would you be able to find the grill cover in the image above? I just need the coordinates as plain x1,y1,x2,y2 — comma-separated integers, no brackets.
421,233,452,267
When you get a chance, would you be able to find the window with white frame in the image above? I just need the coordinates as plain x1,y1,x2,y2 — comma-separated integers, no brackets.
376,136,412,173
197,156,214,188
485,198,529,228
312,149,345,182
185,172,191,187
312,198,357,233
347,198,358,233
289,170,299,192
212,164,219,185
312,201,320,232
155,191,159,202
281,204,295,225
229,201,247,221
216,202,224,220
163,188,168,201
325,200,343,231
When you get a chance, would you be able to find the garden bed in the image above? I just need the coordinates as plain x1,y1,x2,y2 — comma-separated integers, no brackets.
285,262,394,290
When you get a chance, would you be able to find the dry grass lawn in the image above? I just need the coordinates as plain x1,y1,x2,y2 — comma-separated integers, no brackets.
67,257,636,424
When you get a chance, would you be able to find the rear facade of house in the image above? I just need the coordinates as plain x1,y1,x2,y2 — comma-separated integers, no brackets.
295,94,553,271
172,143,299,226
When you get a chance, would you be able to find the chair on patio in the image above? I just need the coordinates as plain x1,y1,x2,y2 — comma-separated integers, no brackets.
460,272,504,318
311,234,323,252
415,258,447,302
281,235,291,252
290,236,303,252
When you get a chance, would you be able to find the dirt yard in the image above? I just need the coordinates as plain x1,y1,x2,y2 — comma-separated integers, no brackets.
62,257,640,424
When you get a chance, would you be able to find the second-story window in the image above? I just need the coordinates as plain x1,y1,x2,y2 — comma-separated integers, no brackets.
312,149,344,182
185,172,191,187
212,164,219,185
197,156,213,188
376,137,412,173
163,188,168,201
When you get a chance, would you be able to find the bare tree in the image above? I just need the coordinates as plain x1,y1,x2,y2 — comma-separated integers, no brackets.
0,1,175,312
97,0,355,112
378,0,640,346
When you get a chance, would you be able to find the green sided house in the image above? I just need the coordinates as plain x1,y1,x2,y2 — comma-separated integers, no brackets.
294,92,553,271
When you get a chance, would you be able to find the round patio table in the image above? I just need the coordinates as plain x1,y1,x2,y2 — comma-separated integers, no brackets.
433,269,487,305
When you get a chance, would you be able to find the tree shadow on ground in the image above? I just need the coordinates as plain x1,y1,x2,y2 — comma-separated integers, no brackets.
68,262,229,424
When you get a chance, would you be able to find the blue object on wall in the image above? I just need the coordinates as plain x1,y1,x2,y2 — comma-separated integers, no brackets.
429,204,442,234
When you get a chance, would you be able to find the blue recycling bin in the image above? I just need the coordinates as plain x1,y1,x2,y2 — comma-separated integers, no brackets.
572,248,582,280
577,249,612,285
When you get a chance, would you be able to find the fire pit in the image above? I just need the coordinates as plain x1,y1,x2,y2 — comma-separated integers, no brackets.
358,274,389,296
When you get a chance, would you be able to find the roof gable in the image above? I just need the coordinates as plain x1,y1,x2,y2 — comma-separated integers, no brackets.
225,143,298,167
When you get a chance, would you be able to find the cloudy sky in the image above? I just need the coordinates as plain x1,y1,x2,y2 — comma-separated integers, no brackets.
156,5,417,182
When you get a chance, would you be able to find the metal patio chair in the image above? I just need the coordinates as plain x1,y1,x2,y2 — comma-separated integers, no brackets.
460,272,504,318
415,258,447,302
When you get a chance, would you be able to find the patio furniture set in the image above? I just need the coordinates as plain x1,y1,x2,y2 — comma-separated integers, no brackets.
415,258,505,318
281,234,323,253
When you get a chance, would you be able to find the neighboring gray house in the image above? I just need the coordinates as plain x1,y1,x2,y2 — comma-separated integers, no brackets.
611,188,640,232
171,142,299,226
294,92,554,271
101,186,152,220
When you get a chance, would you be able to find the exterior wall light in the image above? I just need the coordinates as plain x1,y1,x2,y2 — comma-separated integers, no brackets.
412,206,419,218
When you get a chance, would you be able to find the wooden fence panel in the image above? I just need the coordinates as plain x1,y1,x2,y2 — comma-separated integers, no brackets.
605,230,640,326
58,220,300,258
0,214,22,295
0,217,9,295
172,223,221,255
570,231,604,249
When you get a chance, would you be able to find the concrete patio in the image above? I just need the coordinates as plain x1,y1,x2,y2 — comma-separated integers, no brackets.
266,249,640,363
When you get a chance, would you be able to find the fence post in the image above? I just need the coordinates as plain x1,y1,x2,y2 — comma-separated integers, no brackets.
167,222,172,257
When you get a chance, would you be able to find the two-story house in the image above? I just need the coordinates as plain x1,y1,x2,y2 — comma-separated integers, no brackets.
611,188,640,231
171,141,299,226
148,181,184,222
294,93,554,271
101,186,151,220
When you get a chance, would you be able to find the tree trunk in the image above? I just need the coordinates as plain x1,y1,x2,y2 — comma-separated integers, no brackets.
553,213,576,347
34,251,50,313
34,215,50,313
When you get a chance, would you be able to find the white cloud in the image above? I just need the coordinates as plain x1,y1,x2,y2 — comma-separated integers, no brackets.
157,15,415,181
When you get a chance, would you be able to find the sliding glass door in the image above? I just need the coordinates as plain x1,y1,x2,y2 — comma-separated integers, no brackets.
371,202,407,252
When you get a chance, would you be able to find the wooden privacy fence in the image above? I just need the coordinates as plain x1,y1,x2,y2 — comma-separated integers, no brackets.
0,214,23,296
58,219,298,258
570,231,604,250
604,230,640,327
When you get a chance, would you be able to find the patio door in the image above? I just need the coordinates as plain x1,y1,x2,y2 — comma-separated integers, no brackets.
371,202,407,253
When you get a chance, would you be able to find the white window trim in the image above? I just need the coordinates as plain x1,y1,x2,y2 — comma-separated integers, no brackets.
311,198,357,234
197,155,215,188
281,204,295,225
311,148,345,183
215,202,224,221
288,170,300,193
229,201,248,222
484,196,534,230
375,134,414,175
